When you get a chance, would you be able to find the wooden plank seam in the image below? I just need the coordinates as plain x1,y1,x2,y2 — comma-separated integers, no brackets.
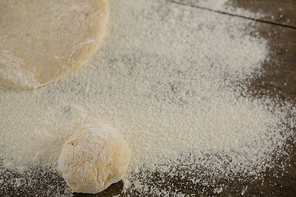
168,0,296,30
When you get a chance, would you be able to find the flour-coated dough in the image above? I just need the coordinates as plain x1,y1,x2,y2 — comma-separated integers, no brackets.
58,123,131,194
0,0,109,89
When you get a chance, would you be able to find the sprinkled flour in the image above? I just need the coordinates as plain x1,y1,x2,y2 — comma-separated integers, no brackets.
0,0,295,196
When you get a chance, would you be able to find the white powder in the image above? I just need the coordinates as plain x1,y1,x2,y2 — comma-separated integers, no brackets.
171,0,265,18
0,0,294,196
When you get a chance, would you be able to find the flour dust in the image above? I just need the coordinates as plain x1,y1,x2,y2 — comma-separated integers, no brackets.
0,0,295,196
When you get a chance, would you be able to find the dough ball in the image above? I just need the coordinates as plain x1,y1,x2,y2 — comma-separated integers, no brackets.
58,123,131,194
0,0,109,89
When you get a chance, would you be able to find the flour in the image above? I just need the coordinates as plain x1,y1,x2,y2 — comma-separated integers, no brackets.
171,0,265,18
0,0,294,196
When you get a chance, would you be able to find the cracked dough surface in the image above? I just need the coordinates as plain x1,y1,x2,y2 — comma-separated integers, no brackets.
58,123,131,194
0,0,109,89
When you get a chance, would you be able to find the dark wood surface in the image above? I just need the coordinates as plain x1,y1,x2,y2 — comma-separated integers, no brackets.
228,0,296,27
171,0,296,28
169,1,296,196
1,0,295,196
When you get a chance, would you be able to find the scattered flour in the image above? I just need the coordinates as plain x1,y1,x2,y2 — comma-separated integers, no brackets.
0,0,295,196
171,0,265,18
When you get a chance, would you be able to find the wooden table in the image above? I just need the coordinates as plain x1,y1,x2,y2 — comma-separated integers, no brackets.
1,0,295,196
80,1,296,196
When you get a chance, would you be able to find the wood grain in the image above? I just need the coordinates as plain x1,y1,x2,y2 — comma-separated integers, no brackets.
228,0,296,27
246,20,296,102
170,0,296,28
167,1,296,196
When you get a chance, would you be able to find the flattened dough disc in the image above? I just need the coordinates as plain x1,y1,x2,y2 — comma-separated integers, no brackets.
0,0,109,89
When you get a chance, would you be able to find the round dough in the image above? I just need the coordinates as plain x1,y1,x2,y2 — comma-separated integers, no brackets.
58,123,131,194
0,0,109,89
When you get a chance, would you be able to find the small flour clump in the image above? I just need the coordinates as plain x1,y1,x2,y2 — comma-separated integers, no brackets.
58,123,131,194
